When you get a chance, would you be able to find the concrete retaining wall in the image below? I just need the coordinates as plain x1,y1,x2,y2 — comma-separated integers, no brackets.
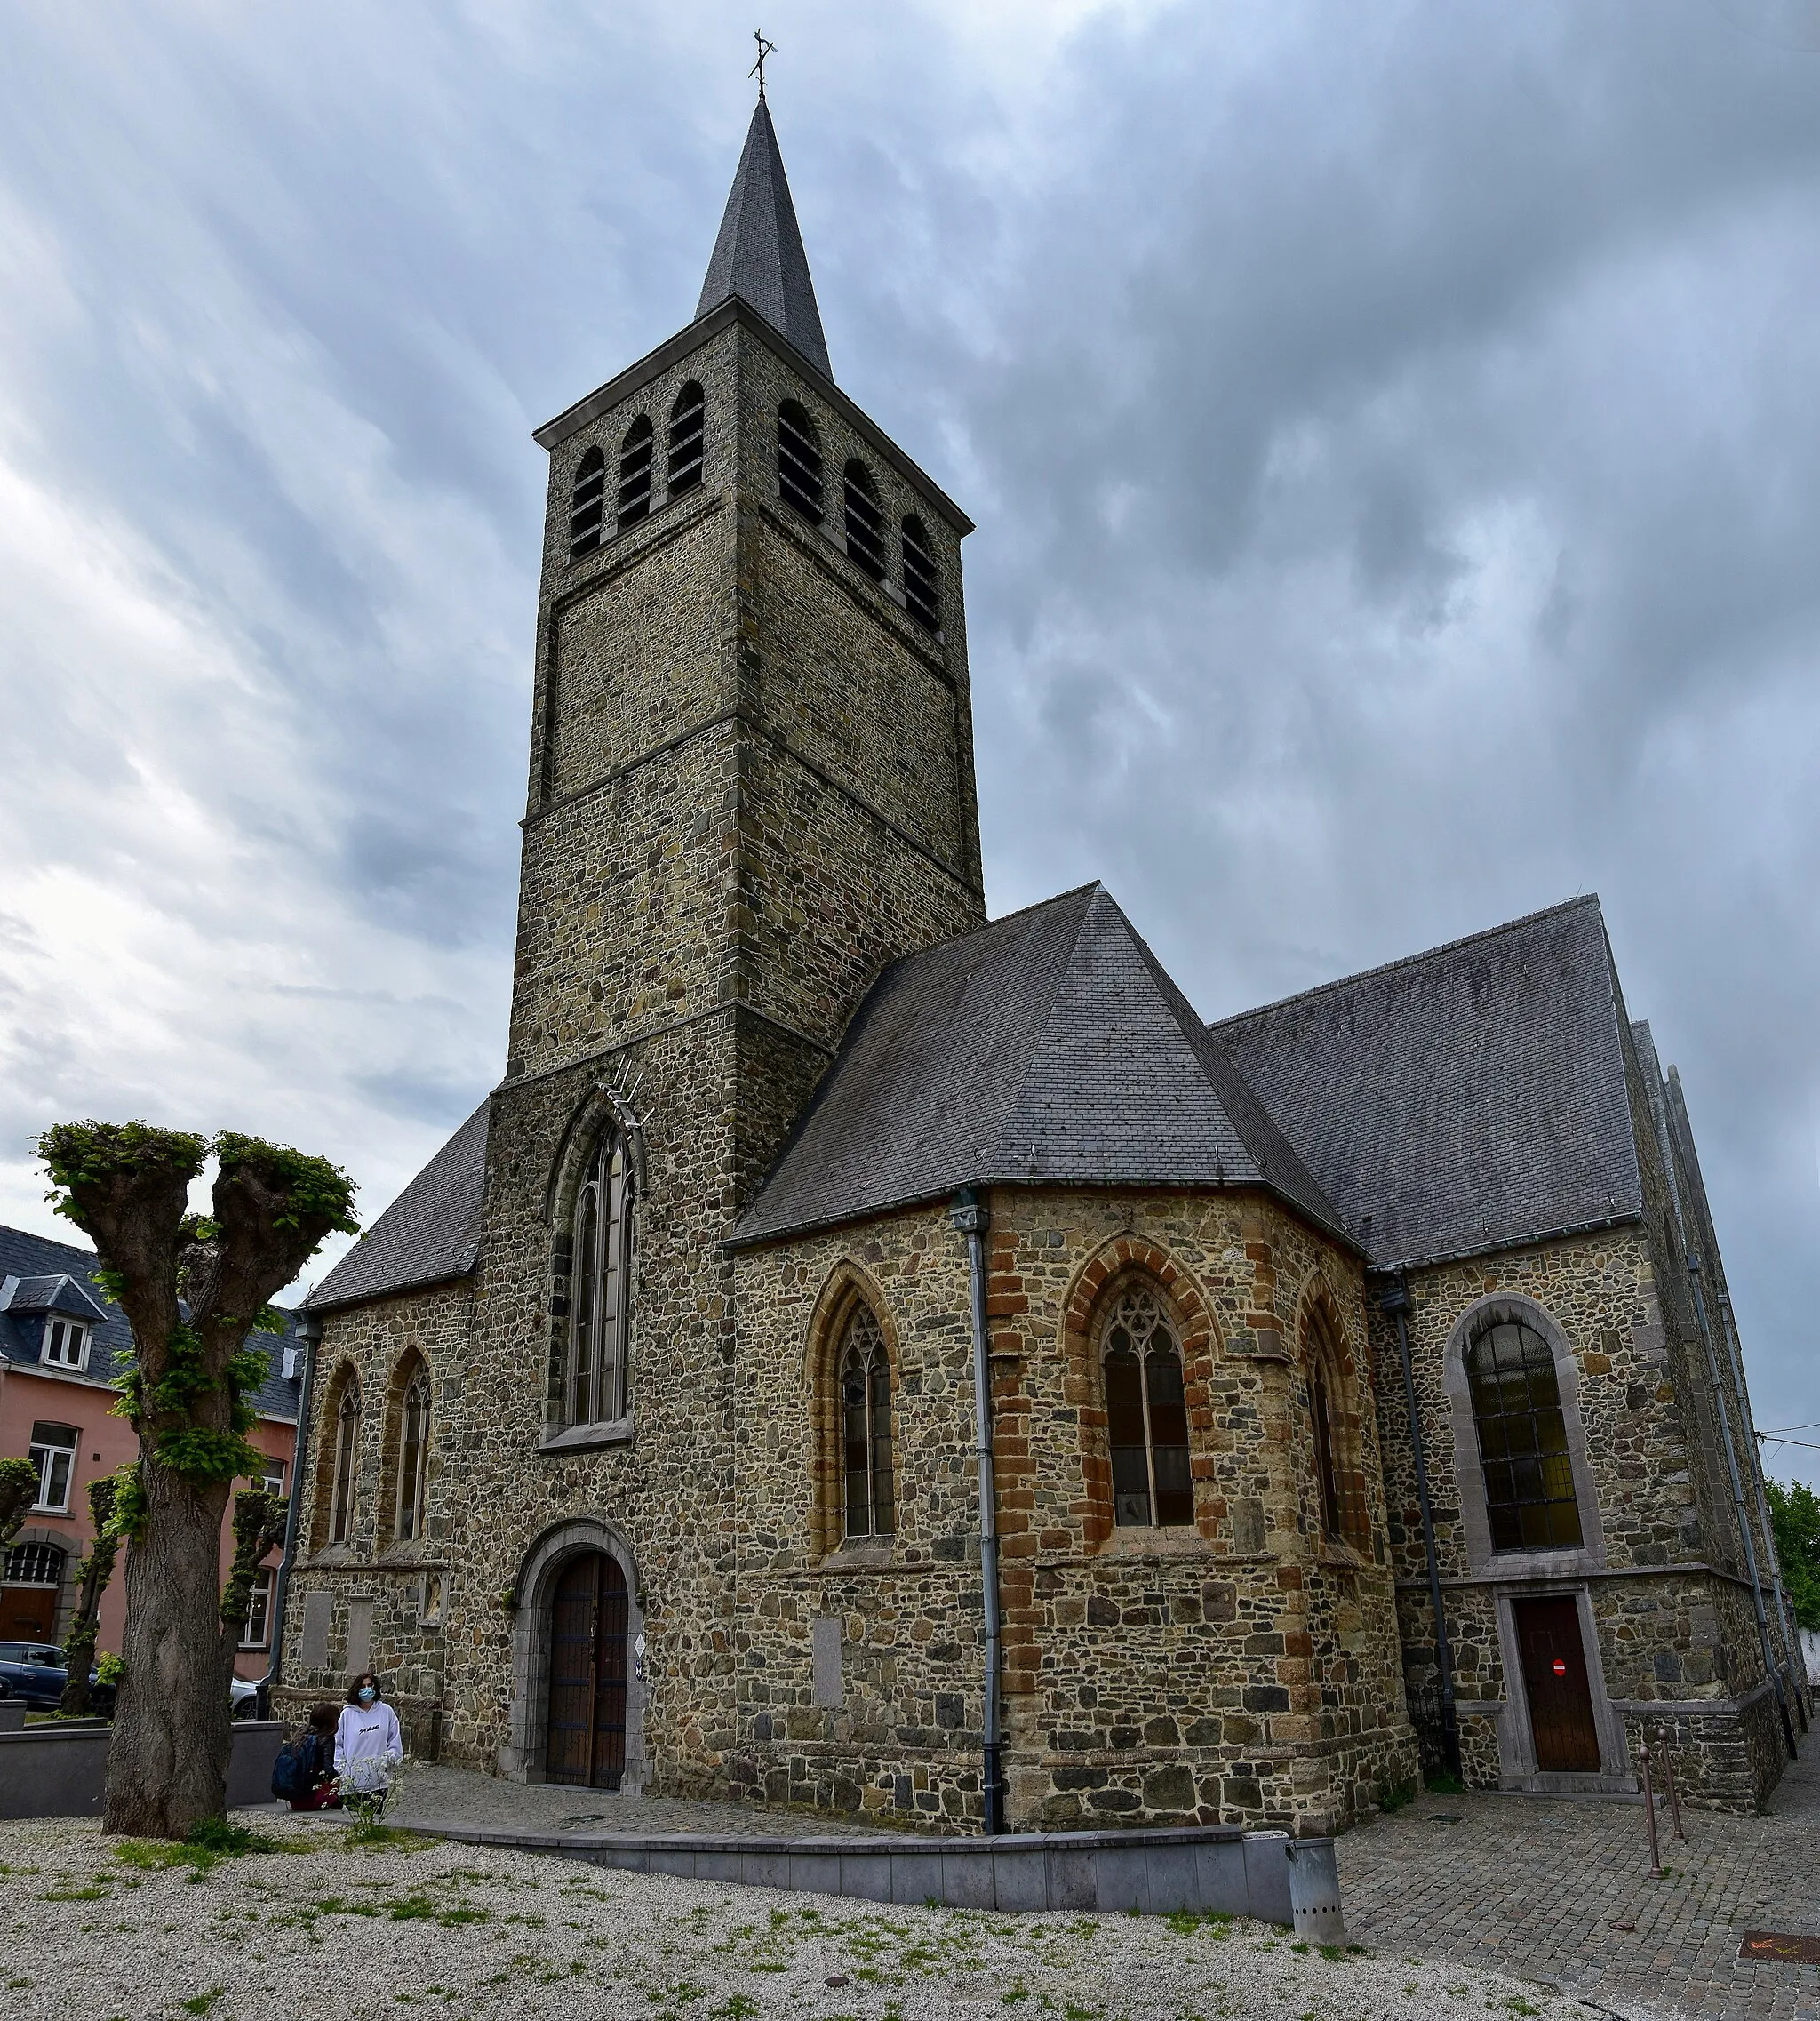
397,1816,1322,1923
0,1719,287,1820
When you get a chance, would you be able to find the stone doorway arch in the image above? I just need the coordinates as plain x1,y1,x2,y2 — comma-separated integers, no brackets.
500,1517,647,1790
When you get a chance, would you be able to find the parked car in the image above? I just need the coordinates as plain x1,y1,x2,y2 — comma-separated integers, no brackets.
0,1642,92,1711
230,1675,260,1719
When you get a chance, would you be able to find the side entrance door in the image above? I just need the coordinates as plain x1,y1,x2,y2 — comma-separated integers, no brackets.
1513,1594,1601,1772
545,1551,630,1789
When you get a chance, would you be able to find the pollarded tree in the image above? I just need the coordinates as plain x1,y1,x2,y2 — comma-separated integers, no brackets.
0,1456,38,1551
59,1473,124,1717
34,1121,356,1837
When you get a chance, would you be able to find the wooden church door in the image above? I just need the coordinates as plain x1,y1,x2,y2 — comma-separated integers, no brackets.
545,1551,629,1788
1513,1594,1600,1773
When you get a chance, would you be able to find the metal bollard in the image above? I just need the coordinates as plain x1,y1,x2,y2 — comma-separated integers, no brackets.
1284,1838,1347,1947
1655,1730,1686,1843
1639,1740,1662,1878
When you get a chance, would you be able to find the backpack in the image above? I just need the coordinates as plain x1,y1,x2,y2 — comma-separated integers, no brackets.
270,1737,305,1802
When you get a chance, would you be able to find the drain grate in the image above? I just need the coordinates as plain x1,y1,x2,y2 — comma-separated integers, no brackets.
1425,1813,1464,1825
1740,1930,1820,1962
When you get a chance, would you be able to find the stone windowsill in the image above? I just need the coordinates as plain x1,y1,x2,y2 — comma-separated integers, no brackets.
1475,1545,1606,1581
814,1539,899,1575
539,1417,635,1455
1087,1526,1235,1563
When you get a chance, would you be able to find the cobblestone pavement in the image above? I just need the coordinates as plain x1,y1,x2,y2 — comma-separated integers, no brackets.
390,1762,892,1838
1337,1735,1820,2019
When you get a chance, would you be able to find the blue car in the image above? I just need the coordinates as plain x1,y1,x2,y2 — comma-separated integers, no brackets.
0,1641,84,1710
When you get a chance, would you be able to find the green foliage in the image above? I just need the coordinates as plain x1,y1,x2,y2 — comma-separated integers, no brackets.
1377,1779,1416,1813
214,1131,359,1238
0,1455,39,1549
32,1120,208,1223
1766,1476,1820,1631
95,1652,127,1688
1424,1769,1465,1795
102,1465,147,1541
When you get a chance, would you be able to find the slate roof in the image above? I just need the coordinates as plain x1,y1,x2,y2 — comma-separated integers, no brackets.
306,1100,489,1312
0,1222,303,1422
1213,895,1646,1272
696,98,832,379
734,884,1352,1249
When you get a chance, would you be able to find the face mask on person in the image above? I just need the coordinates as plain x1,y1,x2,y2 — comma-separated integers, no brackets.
358,1687,376,1706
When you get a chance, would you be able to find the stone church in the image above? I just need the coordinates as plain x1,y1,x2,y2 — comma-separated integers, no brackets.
277,100,1807,1829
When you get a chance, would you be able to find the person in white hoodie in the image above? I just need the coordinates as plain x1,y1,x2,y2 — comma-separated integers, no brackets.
335,1672,403,1808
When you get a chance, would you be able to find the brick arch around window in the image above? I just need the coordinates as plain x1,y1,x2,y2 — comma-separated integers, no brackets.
1058,1236,1221,1551
311,1361,363,1552
1441,1292,1606,1574
379,1347,433,1547
543,1082,646,1432
802,1260,904,1562
1295,1273,1371,1553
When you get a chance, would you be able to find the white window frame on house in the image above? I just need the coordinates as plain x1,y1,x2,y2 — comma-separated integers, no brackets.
28,1423,78,1513
240,1568,274,1650
41,1318,91,1371
256,1458,285,1498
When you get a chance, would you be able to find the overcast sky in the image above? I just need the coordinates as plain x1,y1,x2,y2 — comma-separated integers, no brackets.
3,1,1817,1476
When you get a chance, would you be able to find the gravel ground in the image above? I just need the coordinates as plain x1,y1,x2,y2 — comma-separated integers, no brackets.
1,1808,1600,2021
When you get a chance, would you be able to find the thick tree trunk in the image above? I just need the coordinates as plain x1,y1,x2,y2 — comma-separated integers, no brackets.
103,1459,235,1837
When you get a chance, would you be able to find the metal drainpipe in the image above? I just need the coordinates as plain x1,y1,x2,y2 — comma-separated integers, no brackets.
1379,1275,1460,1781
950,1188,1002,1835
1717,1287,1809,1730
259,1308,321,1720
1646,1094,1794,1757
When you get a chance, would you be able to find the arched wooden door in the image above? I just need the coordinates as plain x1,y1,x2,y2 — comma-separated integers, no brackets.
544,1551,629,1788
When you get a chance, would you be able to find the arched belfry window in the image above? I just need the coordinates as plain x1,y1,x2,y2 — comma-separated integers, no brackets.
1468,1320,1583,1551
616,416,654,530
901,515,939,631
667,382,705,495
328,1376,361,1546
570,447,606,559
842,459,886,580
566,1128,635,1427
840,1305,894,1538
1103,1284,1192,1527
394,1359,431,1544
778,400,824,523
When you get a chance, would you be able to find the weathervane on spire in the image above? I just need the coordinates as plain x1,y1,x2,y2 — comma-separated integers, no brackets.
750,28,777,100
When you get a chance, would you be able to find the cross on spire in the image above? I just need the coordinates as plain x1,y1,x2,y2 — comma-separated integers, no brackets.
750,29,777,100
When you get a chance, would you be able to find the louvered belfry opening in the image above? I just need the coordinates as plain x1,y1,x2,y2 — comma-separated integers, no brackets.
777,399,824,522
667,381,705,495
842,460,886,581
569,447,606,558
616,416,655,530
901,514,939,630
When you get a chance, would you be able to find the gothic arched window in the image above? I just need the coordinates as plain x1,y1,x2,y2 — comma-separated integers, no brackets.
840,1305,894,1538
667,381,705,495
901,515,939,631
842,459,886,580
567,1129,635,1427
1468,1319,1584,1551
1305,1305,1366,1548
778,400,824,523
1103,1285,1192,1527
617,415,655,530
393,1358,432,1544
570,446,606,559
328,1377,361,1546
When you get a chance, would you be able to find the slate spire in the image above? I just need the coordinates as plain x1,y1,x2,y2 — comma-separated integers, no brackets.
697,97,832,379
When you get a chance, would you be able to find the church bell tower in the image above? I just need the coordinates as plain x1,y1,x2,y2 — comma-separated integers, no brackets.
463,94,985,1789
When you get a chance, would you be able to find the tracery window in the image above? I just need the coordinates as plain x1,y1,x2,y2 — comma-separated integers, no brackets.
901,515,939,631
1103,1286,1193,1527
667,381,705,495
842,459,886,580
1468,1320,1583,1551
394,1359,432,1544
570,446,606,558
327,1378,361,1546
839,1305,894,1538
566,1129,635,1427
617,416,655,530
778,400,824,523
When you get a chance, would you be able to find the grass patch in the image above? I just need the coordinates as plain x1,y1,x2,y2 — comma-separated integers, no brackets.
1424,1770,1467,1796
180,1993,224,2017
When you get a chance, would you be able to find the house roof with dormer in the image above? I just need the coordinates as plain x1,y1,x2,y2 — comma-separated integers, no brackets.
0,1222,303,1421
732,883,1353,1250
